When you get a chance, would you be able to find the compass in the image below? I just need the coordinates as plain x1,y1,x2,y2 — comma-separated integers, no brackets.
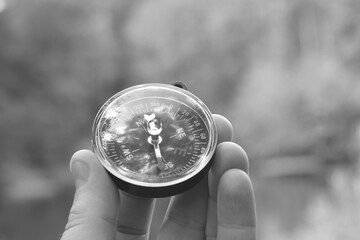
92,83,217,198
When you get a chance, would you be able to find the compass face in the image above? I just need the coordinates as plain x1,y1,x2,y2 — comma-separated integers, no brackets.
92,83,217,197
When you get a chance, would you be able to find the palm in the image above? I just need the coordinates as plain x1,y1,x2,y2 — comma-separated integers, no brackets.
61,115,256,240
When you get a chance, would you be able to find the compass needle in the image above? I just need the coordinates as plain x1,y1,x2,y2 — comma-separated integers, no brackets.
153,140,165,170
144,113,166,170
92,83,217,198
148,136,165,170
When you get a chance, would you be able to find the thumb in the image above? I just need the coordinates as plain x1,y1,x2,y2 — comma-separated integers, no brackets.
61,150,119,240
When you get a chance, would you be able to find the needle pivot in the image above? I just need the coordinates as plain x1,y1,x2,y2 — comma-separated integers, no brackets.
145,113,163,135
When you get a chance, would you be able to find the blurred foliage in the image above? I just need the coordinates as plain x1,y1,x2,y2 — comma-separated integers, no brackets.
261,162,360,240
1,0,360,239
0,0,134,182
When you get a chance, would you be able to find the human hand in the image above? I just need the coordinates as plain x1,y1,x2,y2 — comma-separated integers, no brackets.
61,114,256,240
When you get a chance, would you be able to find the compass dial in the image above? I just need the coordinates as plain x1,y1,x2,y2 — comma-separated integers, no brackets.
92,83,217,197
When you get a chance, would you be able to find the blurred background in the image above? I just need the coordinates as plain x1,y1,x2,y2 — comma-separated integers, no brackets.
1,0,360,239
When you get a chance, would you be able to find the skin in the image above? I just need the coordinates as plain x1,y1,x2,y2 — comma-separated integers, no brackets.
61,114,256,240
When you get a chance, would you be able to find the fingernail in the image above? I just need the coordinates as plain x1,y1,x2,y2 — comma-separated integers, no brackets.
70,160,89,188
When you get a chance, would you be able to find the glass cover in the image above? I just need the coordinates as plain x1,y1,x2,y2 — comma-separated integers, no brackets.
92,83,217,187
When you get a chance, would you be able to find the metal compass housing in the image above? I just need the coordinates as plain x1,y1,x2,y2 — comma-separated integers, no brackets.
92,83,217,198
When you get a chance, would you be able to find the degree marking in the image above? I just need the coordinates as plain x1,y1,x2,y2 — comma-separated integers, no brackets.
128,109,135,117
192,128,203,133
174,108,180,118
185,116,194,123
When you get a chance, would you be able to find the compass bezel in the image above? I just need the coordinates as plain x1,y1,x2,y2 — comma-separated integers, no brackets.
92,83,217,197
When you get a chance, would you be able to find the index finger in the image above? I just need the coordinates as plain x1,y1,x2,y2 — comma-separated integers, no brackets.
212,114,233,143
217,169,256,240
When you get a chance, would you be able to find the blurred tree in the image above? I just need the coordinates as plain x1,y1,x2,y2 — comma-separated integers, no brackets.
0,0,136,199
228,0,360,170
124,0,265,113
